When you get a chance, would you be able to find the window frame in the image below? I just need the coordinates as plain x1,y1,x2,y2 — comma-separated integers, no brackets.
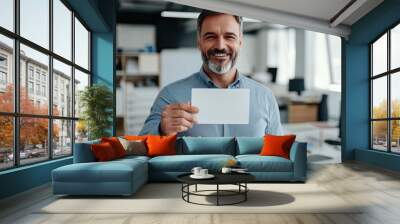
0,0,92,171
369,20,400,154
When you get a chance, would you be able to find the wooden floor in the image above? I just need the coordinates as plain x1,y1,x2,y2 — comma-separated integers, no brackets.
1,162,400,224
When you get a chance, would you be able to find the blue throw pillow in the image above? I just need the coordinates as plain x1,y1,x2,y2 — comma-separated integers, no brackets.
236,137,264,155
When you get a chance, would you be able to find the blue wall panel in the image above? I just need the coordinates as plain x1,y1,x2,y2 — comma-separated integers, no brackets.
344,0,400,171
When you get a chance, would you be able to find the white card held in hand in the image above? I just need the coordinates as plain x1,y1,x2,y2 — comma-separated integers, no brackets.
191,88,250,124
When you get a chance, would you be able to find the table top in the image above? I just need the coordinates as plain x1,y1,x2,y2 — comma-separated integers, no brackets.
177,172,255,185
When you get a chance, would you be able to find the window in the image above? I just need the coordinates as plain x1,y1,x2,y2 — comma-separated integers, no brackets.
0,71,6,85
28,67,34,80
35,84,40,95
370,23,400,154
0,55,7,67
0,0,91,170
28,81,34,94
0,54,7,87
42,85,46,97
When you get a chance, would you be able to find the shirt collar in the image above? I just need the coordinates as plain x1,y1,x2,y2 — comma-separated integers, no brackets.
197,67,244,88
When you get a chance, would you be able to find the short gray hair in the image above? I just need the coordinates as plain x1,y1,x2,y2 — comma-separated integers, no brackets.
197,10,243,35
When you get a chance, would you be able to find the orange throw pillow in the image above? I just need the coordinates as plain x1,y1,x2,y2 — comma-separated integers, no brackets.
146,135,177,157
101,137,126,158
124,135,148,141
91,142,117,161
260,134,296,159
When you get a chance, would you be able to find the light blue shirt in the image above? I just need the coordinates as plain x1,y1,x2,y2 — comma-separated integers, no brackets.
139,69,283,137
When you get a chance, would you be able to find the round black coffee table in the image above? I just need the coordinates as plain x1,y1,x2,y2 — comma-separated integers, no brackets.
177,173,255,206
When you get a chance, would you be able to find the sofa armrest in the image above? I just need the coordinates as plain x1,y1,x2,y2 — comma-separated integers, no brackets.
289,142,307,181
73,140,100,163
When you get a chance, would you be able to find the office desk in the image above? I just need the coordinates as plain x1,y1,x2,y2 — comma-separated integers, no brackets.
288,101,319,123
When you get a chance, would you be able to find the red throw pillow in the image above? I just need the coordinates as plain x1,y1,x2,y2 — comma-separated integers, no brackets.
101,137,126,158
91,142,117,161
260,134,296,159
124,135,148,141
146,135,177,157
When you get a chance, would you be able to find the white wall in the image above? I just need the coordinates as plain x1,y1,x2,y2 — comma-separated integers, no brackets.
236,34,256,74
160,48,202,88
117,24,156,50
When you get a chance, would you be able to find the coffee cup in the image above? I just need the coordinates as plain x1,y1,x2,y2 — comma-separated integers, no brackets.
191,167,202,176
199,169,208,176
221,167,232,174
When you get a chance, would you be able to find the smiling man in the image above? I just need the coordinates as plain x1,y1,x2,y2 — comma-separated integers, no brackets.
139,10,283,137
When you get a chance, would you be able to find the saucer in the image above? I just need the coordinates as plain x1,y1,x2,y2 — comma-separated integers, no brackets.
190,174,215,179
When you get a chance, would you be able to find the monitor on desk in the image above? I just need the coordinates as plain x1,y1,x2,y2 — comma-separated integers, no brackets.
288,78,305,96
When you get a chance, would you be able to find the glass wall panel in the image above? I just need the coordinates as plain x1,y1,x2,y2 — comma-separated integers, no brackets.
74,69,89,118
75,120,88,143
391,72,400,118
20,44,49,115
74,18,89,70
391,24,400,70
53,119,72,157
0,34,14,112
0,116,13,170
20,117,49,165
372,121,388,151
20,0,49,49
372,33,387,76
0,0,14,31
391,120,400,153
372,76,387,119
53,0,72,60
53,59,72,117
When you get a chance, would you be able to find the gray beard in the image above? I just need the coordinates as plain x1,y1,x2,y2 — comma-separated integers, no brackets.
201,52,238,75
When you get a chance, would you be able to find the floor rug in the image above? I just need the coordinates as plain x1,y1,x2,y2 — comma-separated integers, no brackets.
37,183,362,214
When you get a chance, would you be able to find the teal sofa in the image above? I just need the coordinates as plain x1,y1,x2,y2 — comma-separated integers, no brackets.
52,137,307,196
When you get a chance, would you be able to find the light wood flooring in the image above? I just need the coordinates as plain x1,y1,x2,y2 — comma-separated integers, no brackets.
1,162,400,224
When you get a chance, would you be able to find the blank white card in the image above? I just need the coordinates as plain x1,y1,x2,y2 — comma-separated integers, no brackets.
191,88,250,124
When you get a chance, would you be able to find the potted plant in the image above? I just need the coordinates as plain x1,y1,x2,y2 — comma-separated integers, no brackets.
79,84,113,140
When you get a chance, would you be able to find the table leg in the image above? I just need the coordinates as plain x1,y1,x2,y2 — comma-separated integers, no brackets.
245,183,247,201
217,184,219,206
195,184,197,192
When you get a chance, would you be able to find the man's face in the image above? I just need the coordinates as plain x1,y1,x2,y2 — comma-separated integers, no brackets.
198,14,242,75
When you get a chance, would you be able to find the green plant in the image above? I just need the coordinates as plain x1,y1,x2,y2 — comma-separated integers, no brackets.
79,84,113,140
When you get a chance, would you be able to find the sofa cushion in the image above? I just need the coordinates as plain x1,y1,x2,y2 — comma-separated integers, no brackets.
147,135,177,157
91,142,118,161
118,137,147,156
235,137,263,155
53,158,148,183
101,137,127,158
236,155,293,172
180,137,235,155
149,154,235,172
260,135,296,159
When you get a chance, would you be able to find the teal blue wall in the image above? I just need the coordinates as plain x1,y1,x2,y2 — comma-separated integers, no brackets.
0,0,116,200
343,0,400,171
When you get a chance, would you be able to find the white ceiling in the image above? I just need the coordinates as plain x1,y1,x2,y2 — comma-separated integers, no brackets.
226,0,352,23
167,0,384,38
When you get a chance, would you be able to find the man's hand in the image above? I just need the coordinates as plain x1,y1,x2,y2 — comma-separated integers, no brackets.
160,103,199,136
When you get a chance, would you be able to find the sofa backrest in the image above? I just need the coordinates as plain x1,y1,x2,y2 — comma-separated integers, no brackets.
235,137,264,155
178,137,236,155
73,139,100,163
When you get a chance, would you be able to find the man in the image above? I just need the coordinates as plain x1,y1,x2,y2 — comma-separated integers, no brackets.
140,10,283,137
